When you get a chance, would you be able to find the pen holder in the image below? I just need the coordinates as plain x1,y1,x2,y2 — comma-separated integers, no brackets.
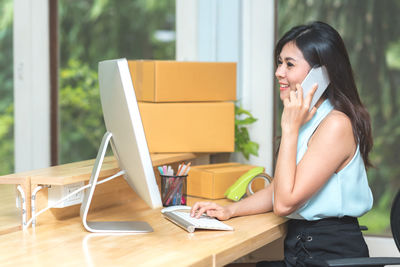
161,175,187,207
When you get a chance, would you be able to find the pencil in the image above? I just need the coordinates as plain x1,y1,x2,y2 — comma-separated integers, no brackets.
180,162,191,176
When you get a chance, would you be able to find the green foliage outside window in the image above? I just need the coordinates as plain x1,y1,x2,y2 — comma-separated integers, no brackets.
58,0,175,164
0,0,176,173
59,60,106,163
0,0,14,175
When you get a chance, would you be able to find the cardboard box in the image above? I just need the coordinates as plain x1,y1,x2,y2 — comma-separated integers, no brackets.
138,102,234,153
187,163,263,199
128,60,236,102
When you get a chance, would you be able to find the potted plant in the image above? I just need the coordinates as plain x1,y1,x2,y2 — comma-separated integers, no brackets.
234,104,259,160
211,104,259,163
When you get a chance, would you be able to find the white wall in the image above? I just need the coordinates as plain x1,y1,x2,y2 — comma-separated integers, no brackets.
13,0,50,172
176,0,275,174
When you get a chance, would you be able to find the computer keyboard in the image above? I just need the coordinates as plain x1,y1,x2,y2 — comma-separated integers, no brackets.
163,210,234,233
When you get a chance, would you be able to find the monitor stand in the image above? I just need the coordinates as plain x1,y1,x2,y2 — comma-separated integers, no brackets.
80,131,153,233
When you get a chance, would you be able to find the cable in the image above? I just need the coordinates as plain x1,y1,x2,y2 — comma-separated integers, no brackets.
31,185,49,228
31,185,43,228
24,170,126,230
16,185,27,227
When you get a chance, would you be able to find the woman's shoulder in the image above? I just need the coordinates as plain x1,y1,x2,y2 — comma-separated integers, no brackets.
322,109,353,133
312,109,355,148
309,109,356,166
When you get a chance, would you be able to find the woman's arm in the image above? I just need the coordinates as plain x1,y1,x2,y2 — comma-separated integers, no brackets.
273,86,356,216
191,180,274,220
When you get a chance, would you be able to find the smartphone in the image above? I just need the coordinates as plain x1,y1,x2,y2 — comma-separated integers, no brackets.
301,66,330,110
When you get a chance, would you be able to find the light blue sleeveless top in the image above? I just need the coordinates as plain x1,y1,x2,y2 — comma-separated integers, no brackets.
287,99,373,220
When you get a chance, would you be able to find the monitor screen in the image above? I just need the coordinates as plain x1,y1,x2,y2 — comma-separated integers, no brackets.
98,58,162,209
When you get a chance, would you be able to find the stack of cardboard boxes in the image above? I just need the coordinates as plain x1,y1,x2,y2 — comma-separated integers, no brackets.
128,60,236,153
128,60,263,199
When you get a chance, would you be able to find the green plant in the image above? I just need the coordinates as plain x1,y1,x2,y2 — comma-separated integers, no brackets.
59,59,106,164
235,105,259,160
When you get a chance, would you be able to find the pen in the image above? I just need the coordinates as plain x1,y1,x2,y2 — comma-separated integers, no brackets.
165,178,183,205
163,165,167,174
176,163,184,176
184,166,191,176
176,181,183,205
167,166,173,176
180,162,191,176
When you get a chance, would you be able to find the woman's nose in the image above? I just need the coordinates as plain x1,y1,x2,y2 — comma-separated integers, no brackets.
275,66,285,79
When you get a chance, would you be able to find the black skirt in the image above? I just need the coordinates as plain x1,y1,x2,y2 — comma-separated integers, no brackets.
256,216,372,267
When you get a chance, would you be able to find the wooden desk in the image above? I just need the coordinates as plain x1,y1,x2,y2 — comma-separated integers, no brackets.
0,153,287,266
0,194,287,267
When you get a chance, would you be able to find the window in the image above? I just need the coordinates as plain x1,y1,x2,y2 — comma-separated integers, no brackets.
276,0,399,235
0,0,18,229
0,0,13,175
57,0,175,164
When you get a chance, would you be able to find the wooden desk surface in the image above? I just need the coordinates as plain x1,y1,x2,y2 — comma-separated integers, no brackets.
0,195,287,267
0,153,287,266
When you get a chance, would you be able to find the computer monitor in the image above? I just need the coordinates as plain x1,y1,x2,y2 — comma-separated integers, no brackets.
80,58,162,233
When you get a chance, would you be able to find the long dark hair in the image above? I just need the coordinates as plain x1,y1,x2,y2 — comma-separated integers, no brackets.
274,21,373,168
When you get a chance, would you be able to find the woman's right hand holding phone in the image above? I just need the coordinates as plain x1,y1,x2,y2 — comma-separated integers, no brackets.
281,83,318,133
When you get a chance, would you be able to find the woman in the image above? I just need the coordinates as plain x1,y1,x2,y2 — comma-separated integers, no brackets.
190,21,374,266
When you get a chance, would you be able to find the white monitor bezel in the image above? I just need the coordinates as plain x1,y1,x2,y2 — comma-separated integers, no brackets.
98,58,162,209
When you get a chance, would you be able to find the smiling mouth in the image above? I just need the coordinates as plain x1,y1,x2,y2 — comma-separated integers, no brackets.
279,84,289,91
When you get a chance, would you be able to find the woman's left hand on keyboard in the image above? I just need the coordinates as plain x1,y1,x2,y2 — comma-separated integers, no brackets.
190,202,233,221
